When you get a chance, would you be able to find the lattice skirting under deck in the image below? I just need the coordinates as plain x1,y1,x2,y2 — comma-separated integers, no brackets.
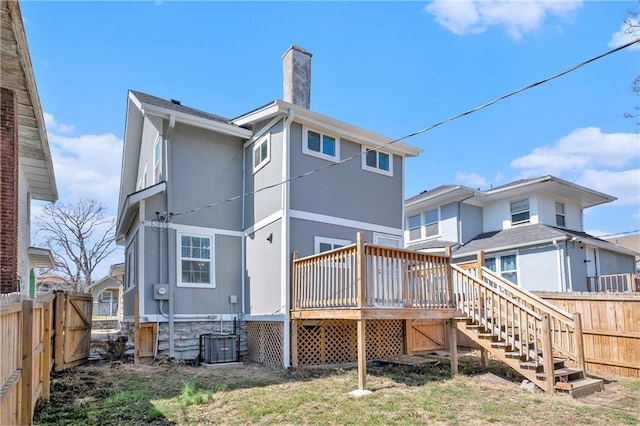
294,319,404,366
246,321,284,368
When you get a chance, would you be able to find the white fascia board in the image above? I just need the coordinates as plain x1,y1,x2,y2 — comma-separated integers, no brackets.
234,100,422,157
290,209,403,237
486,176,616,205
116,182,167,239
140,103,253,139
166,222,244,238
405,186,479,209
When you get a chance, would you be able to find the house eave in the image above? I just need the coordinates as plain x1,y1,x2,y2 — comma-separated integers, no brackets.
28,247,55,268
233,100,423,158
116,181,167,241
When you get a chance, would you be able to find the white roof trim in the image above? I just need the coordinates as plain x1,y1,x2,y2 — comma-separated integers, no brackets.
116,181,166,240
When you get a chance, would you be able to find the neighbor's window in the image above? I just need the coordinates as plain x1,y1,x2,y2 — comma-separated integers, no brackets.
314,236,351,254
424,209,439,237
510,199,530,225
153,134,162,183
407,214,422,241
253,135,270,173
125,244,136,291
362,148,392,176
178,234,214,287
303,127,339,161
100,290,113,303
555,202,566,227
484,254,518,285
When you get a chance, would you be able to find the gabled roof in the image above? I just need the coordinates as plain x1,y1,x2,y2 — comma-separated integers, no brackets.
453,224,638,258
233,100,422,158
1,0,57,201
129,90,231,125
405,185,478,207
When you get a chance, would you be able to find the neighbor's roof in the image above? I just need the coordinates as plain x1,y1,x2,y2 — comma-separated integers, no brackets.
129,90,231,125
406,239,457,251
1,0,57,201
453,224,638,258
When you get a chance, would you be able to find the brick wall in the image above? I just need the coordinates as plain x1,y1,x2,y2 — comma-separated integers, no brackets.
1,87,19,293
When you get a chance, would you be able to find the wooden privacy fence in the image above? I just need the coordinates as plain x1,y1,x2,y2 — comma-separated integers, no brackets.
586,274,639,293
0,291,92,425
536,292,640,378
1,293,53,425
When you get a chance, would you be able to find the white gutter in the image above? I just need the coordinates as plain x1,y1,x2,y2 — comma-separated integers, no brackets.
452,236,568,259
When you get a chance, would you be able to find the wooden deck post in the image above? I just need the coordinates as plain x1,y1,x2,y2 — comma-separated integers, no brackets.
357,318,367,391
291,319,298,368
21,299,34,424
291,251,299,310
356,232,365,308
542,313,555,393
573,312,586,373
477,251,484,280
445,246,454,308
448,319,458,375
480,348,489,368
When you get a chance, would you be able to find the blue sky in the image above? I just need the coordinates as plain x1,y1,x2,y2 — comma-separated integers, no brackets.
24,1,639,276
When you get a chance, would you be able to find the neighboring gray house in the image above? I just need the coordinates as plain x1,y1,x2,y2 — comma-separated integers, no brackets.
116,46,421,364
86,263,124,322
405,176,638,292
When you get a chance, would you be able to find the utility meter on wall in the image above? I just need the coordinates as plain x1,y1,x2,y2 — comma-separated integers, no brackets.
153,284,169,300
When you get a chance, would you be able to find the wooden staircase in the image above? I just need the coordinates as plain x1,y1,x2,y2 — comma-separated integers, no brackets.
451,264,604,398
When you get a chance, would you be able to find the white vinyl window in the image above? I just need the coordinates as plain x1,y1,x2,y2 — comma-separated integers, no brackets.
178,234,214,287
303,127,339,162
153,134,162,183
485,253,518,285
424,209,439,237
407,214,422,241
373,233,402,248
125,243,136,292
510,199,530,225
555,202,566,227
314,236,351,254
99,290,113,303
362,148,393,176
253,134,270,173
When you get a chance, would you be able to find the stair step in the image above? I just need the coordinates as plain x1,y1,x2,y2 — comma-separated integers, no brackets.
476,332,494,338
536,367,583,380
490,341,509,348
555,378,604,398
520,358,565,370
504,351,524,359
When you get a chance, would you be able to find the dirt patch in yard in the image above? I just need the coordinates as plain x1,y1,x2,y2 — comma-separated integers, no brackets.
34,353,639,425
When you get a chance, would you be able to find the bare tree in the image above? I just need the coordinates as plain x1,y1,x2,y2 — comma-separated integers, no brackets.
35,199,117,288
624,4,640,124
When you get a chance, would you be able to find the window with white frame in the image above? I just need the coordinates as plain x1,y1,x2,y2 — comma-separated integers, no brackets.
424,209,439,237
362,148,392,176
555,202,566,227
125,244,136,291
253,134,270,173
373,233,402,248
153,135,162,183
303,127,339,161
314,236,351,254
407,214,421,241
178,234,214,287
100,290,113,303
485,254,518,285
510,199,530,225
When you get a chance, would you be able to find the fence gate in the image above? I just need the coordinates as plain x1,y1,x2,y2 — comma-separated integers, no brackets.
406,320,446,354
54,291,92,371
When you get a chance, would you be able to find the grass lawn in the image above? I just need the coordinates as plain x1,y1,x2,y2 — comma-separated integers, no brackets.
34,353,639,425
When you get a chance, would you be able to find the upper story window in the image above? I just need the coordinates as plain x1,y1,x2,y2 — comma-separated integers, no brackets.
424,209,439,237
303,127,339,162
407,214,421,241
362,148,393,176
253,135,270,173
178,234,214,287
555,202,566,227
314,236,351,254
153,135,162,183
510,199,530,225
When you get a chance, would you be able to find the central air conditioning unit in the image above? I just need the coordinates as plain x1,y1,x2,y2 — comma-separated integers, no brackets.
199,334,238,364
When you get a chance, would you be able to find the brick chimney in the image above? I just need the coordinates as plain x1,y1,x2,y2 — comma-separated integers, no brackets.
282,45,312,109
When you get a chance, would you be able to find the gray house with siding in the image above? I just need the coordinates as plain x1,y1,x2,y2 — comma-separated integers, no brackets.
404,176,638,292
116,46,421,364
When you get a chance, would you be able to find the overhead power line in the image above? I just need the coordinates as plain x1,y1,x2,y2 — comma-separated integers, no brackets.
172,37,640,218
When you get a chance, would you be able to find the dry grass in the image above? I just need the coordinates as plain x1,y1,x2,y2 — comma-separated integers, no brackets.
34,353,639,425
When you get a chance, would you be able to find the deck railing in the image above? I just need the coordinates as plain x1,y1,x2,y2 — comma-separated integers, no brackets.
291,235,453,311
587,274,639,293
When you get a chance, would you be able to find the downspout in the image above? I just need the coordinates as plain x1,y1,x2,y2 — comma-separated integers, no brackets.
241,127,246,318
565,240,573,291
281,109,295,369
165,114,176,358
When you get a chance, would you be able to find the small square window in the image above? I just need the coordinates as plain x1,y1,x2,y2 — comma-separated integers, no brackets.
303,128,339,162
253,135,270,173
362,148,393,176
510,199,530,225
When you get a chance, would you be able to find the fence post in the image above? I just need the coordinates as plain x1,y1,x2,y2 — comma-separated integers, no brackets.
54,292,65,372
573,312,586,373
21,299,34,424
42,298,53,401
356,232,365,308
542,313,555,393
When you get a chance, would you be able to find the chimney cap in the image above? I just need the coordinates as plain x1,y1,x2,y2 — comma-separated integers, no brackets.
281,45,313,60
